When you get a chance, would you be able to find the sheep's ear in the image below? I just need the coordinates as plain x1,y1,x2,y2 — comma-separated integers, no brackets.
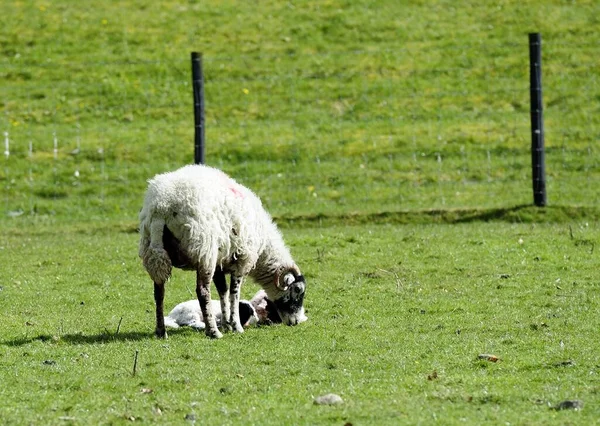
283,273,295,287
275,267,295,290
277,273,294,290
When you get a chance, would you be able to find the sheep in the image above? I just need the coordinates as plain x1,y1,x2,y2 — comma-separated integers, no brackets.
164,299,258,330
139,164,307,339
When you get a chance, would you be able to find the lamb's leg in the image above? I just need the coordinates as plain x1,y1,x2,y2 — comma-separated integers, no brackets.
196,270,223,339
213,268,231,332
229,274,245,333
154,282,167,339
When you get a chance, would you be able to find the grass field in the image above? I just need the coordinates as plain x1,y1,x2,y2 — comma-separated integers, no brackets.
2,221,599,424
1,0,599,424
1,0,599,220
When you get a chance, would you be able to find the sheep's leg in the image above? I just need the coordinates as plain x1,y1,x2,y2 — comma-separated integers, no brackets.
154,282,167,339
196,270,223,339
229,274,245,333
213,268,231,332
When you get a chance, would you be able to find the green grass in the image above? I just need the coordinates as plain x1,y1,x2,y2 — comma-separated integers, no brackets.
1,221,599,424
1,0,599,221
1,0,599,424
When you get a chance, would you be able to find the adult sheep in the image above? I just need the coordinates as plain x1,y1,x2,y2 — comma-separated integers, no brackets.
139,164,307,339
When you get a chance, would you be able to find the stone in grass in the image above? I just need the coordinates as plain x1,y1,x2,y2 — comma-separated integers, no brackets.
553,400,583,411
314,393,344,405
477,354,500,362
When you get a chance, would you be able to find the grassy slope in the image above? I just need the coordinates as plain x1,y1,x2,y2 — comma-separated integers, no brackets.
1,0,599,221
1,1,599,424
1,221,599,424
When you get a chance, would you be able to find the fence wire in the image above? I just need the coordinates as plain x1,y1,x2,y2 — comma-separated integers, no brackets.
1,42,598,222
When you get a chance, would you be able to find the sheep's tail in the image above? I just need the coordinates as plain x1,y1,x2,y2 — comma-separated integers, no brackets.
164,315,179,329
139,216,172,285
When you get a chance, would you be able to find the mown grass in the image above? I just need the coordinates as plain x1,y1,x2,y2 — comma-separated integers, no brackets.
1,0,599,424
1,221,599,424
4,210,595,426
1,0,599,221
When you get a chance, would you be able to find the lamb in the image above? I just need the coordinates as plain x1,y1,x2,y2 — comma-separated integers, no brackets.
250,290,283,325
249,289,309,325
139,164,307,339
165,291,293,331
164,299,258,330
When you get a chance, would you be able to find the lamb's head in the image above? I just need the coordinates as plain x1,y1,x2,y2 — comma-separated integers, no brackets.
239,300,259,327
250,290,283,325
272,265,307,326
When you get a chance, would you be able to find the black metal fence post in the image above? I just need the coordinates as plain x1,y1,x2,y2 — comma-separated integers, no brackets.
191,52,205,165
529,33,547,206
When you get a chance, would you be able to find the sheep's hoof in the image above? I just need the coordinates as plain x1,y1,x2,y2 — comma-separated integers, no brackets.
222,322,233,333
233,324,244,334
155,328,168,339
206,328,223,339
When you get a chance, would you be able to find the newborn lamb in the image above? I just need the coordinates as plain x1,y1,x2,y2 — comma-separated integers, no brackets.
164,299,258,330
250,290,308,325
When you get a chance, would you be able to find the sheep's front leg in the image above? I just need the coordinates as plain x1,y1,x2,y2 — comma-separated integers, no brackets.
154,282,167,339
229,274,245,333
213,268,231,332
196,270,223,339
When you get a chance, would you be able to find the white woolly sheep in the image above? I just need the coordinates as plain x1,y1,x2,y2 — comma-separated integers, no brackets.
164,299,258,330
139,164,307,339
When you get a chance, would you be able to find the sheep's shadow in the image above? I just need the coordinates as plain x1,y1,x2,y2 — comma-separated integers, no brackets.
2,331,153,347
1,326,215,347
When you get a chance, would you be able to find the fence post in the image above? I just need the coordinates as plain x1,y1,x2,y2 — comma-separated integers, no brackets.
191,52,205,165
529,33,547,207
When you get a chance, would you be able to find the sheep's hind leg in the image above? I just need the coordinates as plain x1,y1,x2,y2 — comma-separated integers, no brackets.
229,274,245,333
213,268,232,332
154,282,167,339
196,270,223,339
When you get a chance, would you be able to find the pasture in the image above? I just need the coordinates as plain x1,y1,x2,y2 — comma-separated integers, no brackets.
1,0,599,424
1,220,599,424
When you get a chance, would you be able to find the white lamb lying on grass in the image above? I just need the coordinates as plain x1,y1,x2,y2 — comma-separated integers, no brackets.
164,299,258,330
164,290,308,330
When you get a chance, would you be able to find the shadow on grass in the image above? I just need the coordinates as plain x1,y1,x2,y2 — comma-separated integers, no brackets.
1,327,208,347
275,204,600,228
5,205,598,236
2,331,152,347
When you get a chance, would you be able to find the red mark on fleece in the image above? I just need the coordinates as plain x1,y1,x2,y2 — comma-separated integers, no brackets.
217,170,245,198
228,185,244,198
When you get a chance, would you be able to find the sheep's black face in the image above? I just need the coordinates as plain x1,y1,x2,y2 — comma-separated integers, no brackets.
274,276,307,326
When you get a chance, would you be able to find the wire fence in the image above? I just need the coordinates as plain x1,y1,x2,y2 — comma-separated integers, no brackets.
1,40,599,223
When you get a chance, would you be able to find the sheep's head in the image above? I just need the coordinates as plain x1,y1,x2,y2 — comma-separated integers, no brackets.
273,265,307,326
